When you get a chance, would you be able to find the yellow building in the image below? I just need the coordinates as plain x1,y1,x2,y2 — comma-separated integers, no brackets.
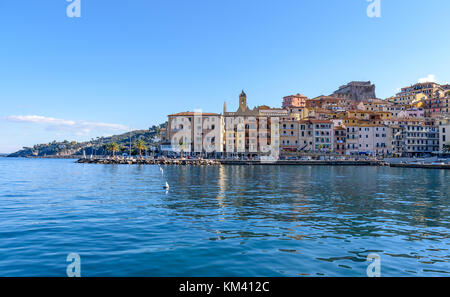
387,92,426,105
377,111,392,120
223,91,287,156
343,117,364,126
346,110,374,120
300,108,334,120
280,116,300,152
357,99,392,112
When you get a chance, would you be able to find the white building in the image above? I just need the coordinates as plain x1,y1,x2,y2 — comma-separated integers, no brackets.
299,120,334,153
346,124,389,156
438,118,450,153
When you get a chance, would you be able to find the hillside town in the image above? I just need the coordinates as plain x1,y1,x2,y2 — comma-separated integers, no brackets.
161,81,450,158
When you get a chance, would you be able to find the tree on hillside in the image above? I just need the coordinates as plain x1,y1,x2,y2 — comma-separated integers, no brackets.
135,139,147,158
102,144,110,156
111,142,120,157
105,142,120,157
119,144,127,154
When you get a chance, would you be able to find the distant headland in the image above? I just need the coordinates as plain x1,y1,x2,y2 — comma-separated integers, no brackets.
6,123,167,158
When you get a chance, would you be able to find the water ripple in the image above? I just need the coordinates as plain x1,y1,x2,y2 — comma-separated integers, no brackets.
0,158,448,276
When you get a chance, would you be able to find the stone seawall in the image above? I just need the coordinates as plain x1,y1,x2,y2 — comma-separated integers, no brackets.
76,158,221,166
76,158,450,169
76,158,384,167
389,163,450,170
219,160,383,166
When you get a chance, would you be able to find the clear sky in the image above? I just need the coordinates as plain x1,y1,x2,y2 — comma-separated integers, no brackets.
1,0,449,153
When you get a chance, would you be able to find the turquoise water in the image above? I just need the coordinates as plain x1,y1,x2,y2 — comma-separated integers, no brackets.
0,158,448,276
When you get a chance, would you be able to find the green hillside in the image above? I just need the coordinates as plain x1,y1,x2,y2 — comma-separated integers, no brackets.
8,123,167,158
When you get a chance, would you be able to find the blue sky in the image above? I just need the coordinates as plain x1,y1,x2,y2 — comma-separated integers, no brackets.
1,0,449,153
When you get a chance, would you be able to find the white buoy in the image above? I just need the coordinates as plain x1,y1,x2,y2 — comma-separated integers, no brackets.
164,181,170,189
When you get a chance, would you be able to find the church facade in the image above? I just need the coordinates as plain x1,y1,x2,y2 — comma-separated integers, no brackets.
223,91,288,156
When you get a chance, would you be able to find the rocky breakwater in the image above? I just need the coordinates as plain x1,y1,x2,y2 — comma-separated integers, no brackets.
76,158,221,166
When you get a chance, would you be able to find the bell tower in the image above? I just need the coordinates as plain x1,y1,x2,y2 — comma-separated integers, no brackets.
239,90,247,112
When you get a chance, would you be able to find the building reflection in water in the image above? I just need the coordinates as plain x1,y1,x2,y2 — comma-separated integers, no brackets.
216,165,226,221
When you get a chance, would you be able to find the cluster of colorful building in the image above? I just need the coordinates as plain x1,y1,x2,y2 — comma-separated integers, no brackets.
161,81,450,157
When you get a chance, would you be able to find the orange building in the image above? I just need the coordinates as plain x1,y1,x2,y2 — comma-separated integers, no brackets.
334,126,346,155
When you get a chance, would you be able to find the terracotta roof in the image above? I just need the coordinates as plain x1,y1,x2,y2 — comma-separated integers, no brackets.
284,93,308,98
346,123,387,127
347,110,375,114
169,112,221,117
390,117,425,122
299,119,333,124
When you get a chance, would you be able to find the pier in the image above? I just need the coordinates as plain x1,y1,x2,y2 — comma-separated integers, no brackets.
76,158,384,167
76,158,221,166
389,163,450,170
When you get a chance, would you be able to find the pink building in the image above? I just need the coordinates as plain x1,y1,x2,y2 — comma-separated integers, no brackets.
398,108,424,118
282,94,308,109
